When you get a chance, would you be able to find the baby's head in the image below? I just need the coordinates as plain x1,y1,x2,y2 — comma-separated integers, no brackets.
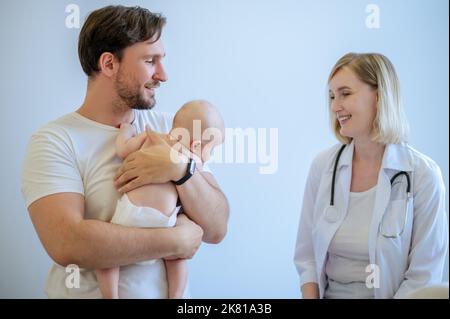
171,100,225,163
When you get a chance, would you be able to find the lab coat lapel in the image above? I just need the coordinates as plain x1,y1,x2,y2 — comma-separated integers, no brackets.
317,143,353,284
370,170,391,263
369,144,411,263
337,143,353,217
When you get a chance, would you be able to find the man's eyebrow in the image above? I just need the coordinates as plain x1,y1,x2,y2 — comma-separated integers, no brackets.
143,53,166,59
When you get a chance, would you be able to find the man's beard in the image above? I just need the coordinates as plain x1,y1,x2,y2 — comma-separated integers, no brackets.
115,73,157,110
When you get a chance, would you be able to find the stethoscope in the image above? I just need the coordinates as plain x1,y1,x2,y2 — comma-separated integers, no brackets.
325,144,412,238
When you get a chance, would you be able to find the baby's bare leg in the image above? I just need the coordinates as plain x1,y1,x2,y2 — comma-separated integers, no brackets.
165,259,188,299
95,267,120,299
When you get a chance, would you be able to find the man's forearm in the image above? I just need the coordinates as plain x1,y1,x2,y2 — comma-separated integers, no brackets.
69,220,178,269
29,193,201,270
176,170,229,244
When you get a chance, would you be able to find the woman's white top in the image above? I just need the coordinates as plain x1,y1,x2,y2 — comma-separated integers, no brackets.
324,186,377,299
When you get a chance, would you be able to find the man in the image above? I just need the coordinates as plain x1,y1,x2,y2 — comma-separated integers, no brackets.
21,5,229,298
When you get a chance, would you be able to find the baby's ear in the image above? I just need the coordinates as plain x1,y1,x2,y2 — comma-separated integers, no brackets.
191,140,202,153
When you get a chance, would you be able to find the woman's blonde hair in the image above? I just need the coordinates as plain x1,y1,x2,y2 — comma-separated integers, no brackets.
328,52,409,144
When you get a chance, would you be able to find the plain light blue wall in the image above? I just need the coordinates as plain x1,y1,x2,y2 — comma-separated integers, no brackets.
0,0,448,298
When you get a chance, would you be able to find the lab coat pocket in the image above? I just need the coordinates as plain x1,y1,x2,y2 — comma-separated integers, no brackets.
379,199,408,238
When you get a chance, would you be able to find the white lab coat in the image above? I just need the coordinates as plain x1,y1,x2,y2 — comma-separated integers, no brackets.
294,142,448,298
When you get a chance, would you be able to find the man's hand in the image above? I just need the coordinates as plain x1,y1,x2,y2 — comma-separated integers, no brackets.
114,127,188,193
165,214,203,260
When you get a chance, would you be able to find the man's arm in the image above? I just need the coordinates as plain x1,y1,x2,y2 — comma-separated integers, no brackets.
28,192,203,269
176,170,229,244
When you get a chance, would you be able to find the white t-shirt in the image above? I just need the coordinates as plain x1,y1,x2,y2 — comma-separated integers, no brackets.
324,186,377,299
21,109,197,298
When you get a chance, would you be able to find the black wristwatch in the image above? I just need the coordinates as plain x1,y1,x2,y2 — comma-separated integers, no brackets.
174,158,196,186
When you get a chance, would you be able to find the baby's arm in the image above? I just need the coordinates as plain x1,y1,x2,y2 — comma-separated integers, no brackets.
116,123,148,159
165,259,188,299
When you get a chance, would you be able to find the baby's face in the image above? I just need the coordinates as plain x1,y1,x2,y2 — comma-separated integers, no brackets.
171,100,225,163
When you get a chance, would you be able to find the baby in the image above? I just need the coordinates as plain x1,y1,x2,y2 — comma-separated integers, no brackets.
95,100,225,299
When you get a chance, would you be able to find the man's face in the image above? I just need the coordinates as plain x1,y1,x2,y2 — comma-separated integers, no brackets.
114,37,167,110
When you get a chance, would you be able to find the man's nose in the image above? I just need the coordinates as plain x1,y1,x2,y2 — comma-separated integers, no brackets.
153,61,168,82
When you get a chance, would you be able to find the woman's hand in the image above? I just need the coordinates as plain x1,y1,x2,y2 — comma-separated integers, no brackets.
301,282,320,299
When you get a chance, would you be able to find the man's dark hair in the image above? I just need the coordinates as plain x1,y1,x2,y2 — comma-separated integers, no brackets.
78,5,166,77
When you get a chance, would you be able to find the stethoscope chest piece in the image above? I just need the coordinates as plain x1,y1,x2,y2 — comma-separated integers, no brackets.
325,205,340,223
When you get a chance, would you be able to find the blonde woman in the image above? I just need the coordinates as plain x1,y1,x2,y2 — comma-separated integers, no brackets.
294,53,448,299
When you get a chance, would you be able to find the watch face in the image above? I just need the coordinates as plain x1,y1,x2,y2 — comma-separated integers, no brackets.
189,159,196,174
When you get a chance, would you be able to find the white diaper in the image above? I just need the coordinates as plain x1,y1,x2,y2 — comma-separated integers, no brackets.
111,194,181,265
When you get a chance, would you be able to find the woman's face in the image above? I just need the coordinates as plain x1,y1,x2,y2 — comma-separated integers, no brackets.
329,66,378,142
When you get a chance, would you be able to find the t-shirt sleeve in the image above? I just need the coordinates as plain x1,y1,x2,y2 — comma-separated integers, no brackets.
157,111,175,134
21,129,84,208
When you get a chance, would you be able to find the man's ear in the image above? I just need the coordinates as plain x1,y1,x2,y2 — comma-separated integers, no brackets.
98,52,118,77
